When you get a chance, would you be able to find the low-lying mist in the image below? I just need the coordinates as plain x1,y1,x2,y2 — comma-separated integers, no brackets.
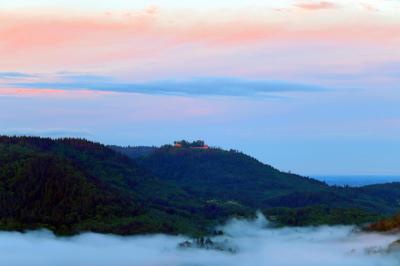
1,214,399,266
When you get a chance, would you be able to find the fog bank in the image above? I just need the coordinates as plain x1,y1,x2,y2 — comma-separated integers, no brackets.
1,214,399,266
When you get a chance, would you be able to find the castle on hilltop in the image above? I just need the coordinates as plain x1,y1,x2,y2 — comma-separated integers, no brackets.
174,140,209,149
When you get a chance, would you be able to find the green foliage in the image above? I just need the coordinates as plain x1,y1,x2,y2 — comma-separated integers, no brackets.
264,206,382,226
131,145,400,216
0,136,245,236
108,145,157,159
134,145,329,207
1,136,400,236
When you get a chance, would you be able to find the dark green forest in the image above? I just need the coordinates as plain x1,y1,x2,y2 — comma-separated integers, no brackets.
0,137,250,236
0,136,399,235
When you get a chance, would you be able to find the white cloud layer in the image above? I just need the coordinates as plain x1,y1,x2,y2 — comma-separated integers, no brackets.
1,214,400,266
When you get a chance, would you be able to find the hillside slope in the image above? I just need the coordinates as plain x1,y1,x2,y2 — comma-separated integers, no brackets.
113,144,400,221
0,137,249,235
1,137,399,235
134,145,329,206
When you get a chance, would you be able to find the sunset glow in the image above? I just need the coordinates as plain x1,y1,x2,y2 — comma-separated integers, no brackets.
1,0,400,174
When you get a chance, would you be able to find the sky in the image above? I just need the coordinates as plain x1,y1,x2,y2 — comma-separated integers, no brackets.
1,0,400,175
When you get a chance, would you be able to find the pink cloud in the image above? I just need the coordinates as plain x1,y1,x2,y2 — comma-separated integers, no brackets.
1,8,400,80
295,1,337,10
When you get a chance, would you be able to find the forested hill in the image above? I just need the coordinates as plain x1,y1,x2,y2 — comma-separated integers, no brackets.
108,145,157,159
134,145,329,207
0,136,250,236
113,142,400,224
1,136,400,236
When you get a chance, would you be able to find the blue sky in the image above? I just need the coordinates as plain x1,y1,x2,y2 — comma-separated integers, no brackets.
1,0,400,175
1,82,399,175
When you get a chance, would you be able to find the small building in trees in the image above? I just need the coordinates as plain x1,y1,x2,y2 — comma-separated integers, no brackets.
174,140,209,149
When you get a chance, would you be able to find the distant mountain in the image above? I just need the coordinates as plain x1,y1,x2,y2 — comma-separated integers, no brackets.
313,175,400,187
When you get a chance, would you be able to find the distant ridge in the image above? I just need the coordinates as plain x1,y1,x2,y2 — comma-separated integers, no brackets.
314,175,400,187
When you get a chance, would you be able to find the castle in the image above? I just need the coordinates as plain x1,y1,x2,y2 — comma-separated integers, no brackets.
174,140,209,149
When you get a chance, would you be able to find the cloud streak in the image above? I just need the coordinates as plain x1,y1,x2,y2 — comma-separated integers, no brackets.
0,72,34,79
1,75,326,97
